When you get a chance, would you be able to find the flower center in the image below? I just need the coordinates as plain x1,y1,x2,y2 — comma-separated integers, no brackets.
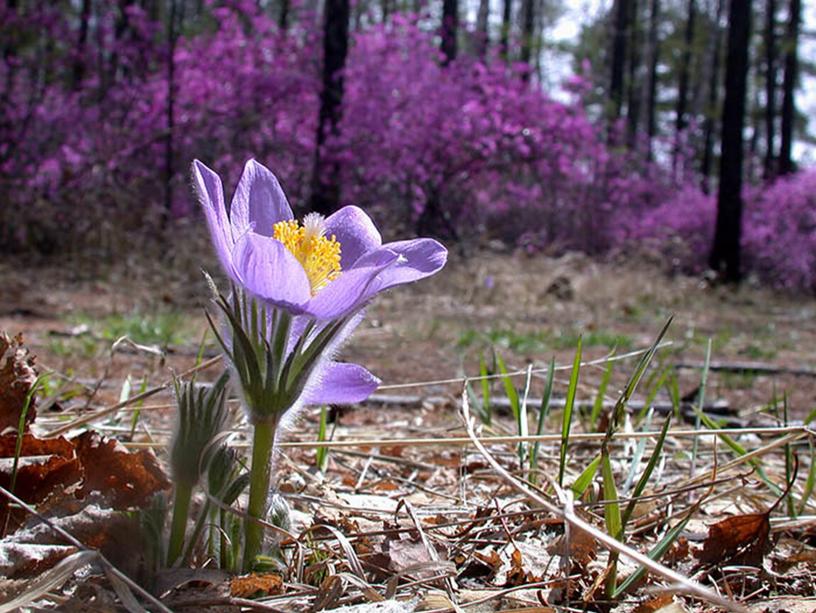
273,213,342,294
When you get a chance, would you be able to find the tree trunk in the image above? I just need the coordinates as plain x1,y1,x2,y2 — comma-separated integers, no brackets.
500,0,512,59
476,0,490,57
164,0,178,226
609,0,629,122
309,0,351,215
441,0,458,64
674,0,696,167
763,0,777,177
520,0,535,76
701,0,725,192
779,0,799,175
280,0,290,30
709,0,751,282
72,0,92,88
644,0,660,158
625,0,642,147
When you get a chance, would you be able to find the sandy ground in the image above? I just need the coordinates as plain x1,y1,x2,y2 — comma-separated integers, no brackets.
2,248,815,421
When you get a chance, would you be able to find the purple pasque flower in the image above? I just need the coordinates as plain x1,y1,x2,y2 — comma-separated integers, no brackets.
194,158,447,408
193,158,447,321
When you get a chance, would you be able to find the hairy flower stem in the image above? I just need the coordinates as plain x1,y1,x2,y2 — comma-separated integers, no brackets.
167,481,193,567
243,420,276,571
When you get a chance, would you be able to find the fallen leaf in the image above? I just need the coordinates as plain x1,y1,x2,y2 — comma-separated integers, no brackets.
0,333,37,434
230,573,283,598
497,542,553,586
0,431,169,524
633,595,687,613
73,431,170,509
388,538,436,573
547,526,597,569
697,512,771,567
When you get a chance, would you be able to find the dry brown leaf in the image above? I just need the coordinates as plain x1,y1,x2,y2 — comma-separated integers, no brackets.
372,481,399,492
0,433,74,459
547,526,597,569
0,333,37,434
632,595,678,613
697,512,771,567
229,573,283,598
501,542,552,586
388,538,436,572
0,434,82,519
0,431,169,520
73,431,170,509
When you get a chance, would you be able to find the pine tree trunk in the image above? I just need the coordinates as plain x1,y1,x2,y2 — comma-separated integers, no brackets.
644,0,660,158
763,0,777,177
476,0,490,57
609,0,630,122
500,0,513,59
280,0,290,30
520,0,535,76
72,0,92,87
779,0,799,175
701,0,725,192
441,0,458,64
709,0,751,282
674,0,696,167
310,0,351,215
625,0,642,147
163,0,178,226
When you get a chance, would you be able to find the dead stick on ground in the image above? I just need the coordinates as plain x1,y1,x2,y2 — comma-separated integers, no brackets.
47,355,222,437
0,485,172,613
458,388,747,613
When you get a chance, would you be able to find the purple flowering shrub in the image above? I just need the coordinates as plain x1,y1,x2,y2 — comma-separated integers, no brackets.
742,170,816,290
1,1,814,290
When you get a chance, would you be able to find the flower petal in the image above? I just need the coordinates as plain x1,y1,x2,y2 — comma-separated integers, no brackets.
192,160,236,278
229,160,294,238
301,362,380,405
369,239,447,291
233,232,311,310
323,206,382,268
304,250,399,320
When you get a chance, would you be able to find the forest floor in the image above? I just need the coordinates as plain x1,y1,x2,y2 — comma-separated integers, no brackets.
1,250,815,611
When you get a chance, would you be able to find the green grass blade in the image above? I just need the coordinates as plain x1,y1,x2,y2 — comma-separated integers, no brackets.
479,353,492,426
696,410,782,496
601,447,622,539
783,394,796,517
558,338,582,487
518,365,533,469
530,357,555,470
496,353,520,421
691,338,712,475
621,414,671,529
612,512,693,598
622,408,653,493
590,358,614,429
128,376,149,440
10,374,48,495
797,440,815,515
315,406,330,473
571,453,601,496
606,317,672,438
637,366,670,423
601,444,622,596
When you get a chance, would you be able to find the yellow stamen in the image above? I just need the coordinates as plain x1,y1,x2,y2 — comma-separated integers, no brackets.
273,214,342,294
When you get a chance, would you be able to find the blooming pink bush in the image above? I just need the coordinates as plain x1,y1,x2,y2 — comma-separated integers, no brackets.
1,2,813,290
742,170,816,290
